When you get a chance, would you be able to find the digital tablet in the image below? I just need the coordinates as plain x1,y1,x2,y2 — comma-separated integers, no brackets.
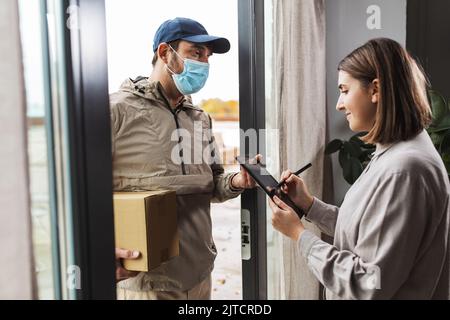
236,157,305,219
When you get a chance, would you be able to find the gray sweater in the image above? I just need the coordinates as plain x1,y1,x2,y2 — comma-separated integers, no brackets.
299,130,450,299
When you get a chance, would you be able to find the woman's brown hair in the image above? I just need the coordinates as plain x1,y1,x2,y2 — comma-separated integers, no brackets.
338,38,432,144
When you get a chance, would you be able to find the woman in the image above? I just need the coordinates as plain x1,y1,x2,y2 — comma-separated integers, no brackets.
269,38,450,300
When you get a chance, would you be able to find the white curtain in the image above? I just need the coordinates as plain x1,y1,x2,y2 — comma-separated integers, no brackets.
273,0,326,300
0,0,37,299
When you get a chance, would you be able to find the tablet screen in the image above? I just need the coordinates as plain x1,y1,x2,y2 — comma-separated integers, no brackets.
236,156,305,219
235,157,279,197
240,163,278,196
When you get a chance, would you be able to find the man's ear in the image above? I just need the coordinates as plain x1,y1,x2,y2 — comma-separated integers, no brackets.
157,43,170,64
371,79,380,104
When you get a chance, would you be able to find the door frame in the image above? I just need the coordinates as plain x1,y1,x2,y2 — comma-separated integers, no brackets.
56,0,269,300
238,0,268,300
62,0,116,299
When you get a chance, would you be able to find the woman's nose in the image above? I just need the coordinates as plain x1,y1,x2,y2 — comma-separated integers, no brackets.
336,97,345,111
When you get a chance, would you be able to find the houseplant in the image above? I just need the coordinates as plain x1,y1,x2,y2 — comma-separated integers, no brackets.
427,90,450,175
326,90,450,185
325,132,375,185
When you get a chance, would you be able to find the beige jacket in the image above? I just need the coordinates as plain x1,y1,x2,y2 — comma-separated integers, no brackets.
110,77,242,291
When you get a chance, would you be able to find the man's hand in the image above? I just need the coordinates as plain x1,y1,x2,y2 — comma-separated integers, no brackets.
231,154,262,190
115,248,140,283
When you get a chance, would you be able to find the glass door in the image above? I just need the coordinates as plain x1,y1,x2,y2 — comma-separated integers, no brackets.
238,0,268,300
238,0,284,300
19,0,75,299
18,0,116,299
262,0,283,300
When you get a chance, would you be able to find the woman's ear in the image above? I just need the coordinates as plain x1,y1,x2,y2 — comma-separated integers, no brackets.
371,79,380,104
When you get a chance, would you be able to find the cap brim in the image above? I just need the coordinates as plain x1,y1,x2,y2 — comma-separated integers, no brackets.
181,35,230,54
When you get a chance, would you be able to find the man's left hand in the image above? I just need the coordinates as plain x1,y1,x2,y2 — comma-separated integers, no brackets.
231,154,262,189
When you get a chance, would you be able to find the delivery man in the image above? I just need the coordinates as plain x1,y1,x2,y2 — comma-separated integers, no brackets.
111,17,259,300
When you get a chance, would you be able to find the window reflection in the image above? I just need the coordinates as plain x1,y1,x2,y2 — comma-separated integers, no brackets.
264,0,283,300
19,0,75,300
19,0,55,299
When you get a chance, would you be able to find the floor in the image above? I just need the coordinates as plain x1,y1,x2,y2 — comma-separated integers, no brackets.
211,195,242,300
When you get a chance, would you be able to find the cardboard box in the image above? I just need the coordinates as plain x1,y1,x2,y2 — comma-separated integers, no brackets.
113,190,179,272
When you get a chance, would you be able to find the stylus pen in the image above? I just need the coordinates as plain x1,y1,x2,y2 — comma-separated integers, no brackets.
274,163,312,189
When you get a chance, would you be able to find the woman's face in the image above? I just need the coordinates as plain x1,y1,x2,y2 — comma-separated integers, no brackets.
336,71,378,132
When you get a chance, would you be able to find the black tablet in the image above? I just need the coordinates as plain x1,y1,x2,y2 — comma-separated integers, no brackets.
236,157,305,219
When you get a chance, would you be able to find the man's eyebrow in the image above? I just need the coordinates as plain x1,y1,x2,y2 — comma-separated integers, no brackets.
192,44,207,50
192,44,213,55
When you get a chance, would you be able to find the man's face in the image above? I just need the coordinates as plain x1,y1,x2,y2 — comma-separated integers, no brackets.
168,40,213,74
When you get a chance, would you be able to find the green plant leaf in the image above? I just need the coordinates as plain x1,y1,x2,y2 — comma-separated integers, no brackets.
429,132,444,147
342,157,364,184
442,152,450,176
361,143,375,150
439,131,450,154
428,126,450,134
350,135,364,147
350,132,367,144
325,139,343,155
338,148,349,169
429,90,448,124
359,149,374,163
343,141,362,158
353,132,367,138
430,114,450,133
351,133,375,149
341,155,351,183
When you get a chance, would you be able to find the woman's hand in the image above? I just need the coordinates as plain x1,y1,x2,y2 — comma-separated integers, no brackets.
268,195,305,241
279,170,314,212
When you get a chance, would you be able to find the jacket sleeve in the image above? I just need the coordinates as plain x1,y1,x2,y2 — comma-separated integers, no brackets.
206,114,244,203
211,166,243,203
298,172,430,299
110,97,123,156
305,197,340,237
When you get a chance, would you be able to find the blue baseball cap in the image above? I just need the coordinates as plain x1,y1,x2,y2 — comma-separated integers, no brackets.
153,17,231,54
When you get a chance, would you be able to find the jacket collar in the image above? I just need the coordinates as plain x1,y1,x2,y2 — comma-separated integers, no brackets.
119,77,203,112
372,130,428,161
373,142,394,158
